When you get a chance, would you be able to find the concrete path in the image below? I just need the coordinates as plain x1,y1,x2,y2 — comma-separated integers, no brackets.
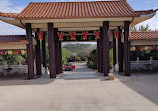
0,63,158,111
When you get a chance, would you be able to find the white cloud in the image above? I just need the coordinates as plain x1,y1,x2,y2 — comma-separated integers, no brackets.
136,12,158,30
0,0,157,35
0,0,25,35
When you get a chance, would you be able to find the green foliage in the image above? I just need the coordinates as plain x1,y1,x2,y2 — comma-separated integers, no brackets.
109,49,113,69
63,43,91,53
0,54,26,65
46,44,72,67
62,48,71,65
75,56,81,61
131,50,158,61
88,49,113,69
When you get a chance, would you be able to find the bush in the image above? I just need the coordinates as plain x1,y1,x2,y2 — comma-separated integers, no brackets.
88,49,113,69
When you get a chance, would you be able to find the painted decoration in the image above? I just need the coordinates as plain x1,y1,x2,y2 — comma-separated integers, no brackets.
58,33,63,41
38,33,43,40
95,31,100,39
8,50,13,55
114,31,119,38
82,32,87,40
21,50,26,55
130,46,136,51
0,51,5,55
136,46,143,51
143,46,149,51
70,32,75,40
151,46,156,50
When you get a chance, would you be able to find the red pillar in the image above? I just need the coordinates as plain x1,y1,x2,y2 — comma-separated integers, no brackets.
35,29,41,75
118,27,124,72
100,27,104,73
124,21,131,76
97,39,101,72
103,21,110,76
26,23,35,79
54,28,60,74
112,30,116,68
42,32,47,69
48,23,56,78
59,41,63,73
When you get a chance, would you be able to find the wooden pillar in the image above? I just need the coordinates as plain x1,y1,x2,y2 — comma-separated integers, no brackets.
100,27,104,73
48,23,56,78
59,41,63,73
112,30,116,68
35,29,41,75
42,32,47,69
26,23,35,79
97,39,101,72
54,29,60,74
118,27,124,72
103,21,110,76
124,21,131,76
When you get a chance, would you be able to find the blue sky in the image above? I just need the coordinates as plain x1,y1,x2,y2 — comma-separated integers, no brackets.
0,0,157,35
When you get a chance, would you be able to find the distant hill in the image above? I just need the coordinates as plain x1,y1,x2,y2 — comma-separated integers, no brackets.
63,43,95,54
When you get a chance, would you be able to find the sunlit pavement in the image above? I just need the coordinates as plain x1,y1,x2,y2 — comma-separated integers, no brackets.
0,63,158,111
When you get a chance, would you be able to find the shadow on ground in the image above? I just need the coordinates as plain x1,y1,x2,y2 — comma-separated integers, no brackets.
0,63,105,86
119,72,158,105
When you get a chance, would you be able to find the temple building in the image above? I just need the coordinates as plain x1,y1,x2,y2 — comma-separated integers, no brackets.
0,0,157,79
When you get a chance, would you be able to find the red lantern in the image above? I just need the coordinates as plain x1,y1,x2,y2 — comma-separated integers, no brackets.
38,33,43,40
14,50,20,54
151,46,156,50
18,50,22,54
136,46,143,51
114,31,119,38
70,32,75,40
0,51,5,55
95,31,100,39
82,32,87,40
58,33,63,41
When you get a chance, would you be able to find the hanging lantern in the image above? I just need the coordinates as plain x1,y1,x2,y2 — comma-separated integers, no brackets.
151,46,156,50
21,50,26,55
38,33,43,40
136,46,143,51
130,46,136,51
82,32,87,40
18,50,22,54
14,50,20,54
58,33,63,41
95,31,100,39
8,50,13,55
114,31,119,38
0,51,5,55
70,32,75,40
144,46,149,51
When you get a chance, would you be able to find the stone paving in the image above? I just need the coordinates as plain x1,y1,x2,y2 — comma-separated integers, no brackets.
0,63,158,111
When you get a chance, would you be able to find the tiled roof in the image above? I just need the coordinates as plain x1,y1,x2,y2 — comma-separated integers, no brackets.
130,31,158,40
134,9,158,15
0,12,19,18
0,1,157,19
0,35,27,44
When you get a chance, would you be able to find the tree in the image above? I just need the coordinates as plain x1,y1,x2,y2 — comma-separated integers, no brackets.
131,25,151,31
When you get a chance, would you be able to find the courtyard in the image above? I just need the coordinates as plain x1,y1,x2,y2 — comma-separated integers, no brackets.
0,63,158,111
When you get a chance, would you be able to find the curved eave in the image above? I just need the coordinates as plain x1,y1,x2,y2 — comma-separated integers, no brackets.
131,11,157,26
0,16,25,29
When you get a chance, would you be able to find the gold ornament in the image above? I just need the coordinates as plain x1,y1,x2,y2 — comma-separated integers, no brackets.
8,50,13,55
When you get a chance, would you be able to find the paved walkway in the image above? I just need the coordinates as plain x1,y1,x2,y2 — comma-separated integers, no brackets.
0,63,158,111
